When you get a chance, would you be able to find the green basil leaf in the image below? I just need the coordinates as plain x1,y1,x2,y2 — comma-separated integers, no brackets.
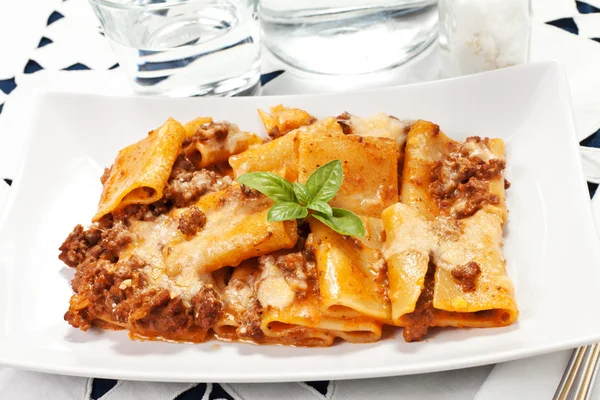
306,200,333,216
293,182,311,206
311,207,365,237
305,160,343,204
237,172,297,203
267,202,308,222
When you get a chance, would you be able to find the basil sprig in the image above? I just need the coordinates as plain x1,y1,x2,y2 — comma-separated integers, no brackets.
237,160,365,237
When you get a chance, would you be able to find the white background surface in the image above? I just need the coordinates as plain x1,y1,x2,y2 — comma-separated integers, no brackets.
1,0,600,399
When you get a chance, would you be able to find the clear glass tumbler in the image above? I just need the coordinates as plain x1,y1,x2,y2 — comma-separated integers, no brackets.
89,0,262,97
260,0,438,75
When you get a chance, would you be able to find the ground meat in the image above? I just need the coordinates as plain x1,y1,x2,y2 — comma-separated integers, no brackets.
179,122,231,167
275,252,306,273
178,206,207,236
64,236,151,328
303,235,316,262
65,239,222,342
58,220,129,268
99,221,133,260
130,292,211,341
164,168,232,208
451,262,481,292
114,255,146,279
65,257,116,328
240,184,260,198
64,308,93,331
58,225,102,268
272,247,318,297
126,254,146,271
444,180,501,219
185,121,229,143
337,112,353,135
190,285,223,331
62,163,231,342
403,262,436,342
201,122,230,141
115,201,172,225
430,138,505,219
238,300,264,341
68,259,99,295
172,153,196,171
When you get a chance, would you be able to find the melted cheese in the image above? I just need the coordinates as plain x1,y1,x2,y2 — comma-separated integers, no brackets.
257,256,295,310
194,122,263,168
347,113,411,147
165,185,298,274
122,215,213,304
462,140,498,162
222,262,257,313
382,203,436,258
382,203,503,272
434,211,504,272
183,117,213,137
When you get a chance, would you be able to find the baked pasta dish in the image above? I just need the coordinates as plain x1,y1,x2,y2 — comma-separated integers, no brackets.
59,105,518,345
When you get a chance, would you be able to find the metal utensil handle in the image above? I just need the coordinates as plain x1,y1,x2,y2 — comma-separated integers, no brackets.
554,343,600,400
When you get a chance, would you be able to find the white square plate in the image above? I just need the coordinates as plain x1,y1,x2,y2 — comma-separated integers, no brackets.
1,61,599,382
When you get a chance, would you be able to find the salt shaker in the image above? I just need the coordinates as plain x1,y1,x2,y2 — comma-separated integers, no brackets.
438,0,532,77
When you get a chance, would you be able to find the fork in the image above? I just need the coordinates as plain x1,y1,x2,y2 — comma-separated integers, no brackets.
554,344,600,399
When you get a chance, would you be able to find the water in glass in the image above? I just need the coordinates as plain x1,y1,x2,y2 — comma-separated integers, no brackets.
260,0,438,75
91,0,261,96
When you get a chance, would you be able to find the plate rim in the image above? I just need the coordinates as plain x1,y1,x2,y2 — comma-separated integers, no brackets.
1,61,599,382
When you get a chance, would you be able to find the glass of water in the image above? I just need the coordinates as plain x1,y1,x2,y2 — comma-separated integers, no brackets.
89,0,261,97
260,0,438,75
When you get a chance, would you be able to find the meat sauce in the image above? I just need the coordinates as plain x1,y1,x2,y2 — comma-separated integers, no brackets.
430,137,505,219
60,119,510,345
60,137,235,341
400,137,508,341
402,262,436,342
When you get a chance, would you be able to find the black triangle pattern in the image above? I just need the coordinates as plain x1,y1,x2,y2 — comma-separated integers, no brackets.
47,11,64,26
576,1,600,14
63,62,91,71
260,70,284,86
24,59,43,74
90,378,116,399
0,77,16,95
38,36,53,48
546,18,579,35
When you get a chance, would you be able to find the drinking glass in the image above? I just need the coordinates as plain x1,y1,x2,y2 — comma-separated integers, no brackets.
259,0,438,75
89,0,262,97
